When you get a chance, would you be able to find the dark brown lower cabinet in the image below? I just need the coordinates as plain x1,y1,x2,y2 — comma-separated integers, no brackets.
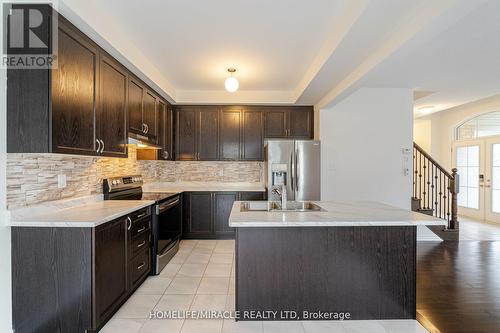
12,208,152,333
95,217,128,326
214,192,239,238
183,191,265,239
183,192,214,238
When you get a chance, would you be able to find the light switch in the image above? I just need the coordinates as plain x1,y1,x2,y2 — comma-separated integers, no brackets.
57,174,67,188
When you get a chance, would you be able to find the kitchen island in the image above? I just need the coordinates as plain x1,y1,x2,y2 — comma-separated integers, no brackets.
229,200,446,321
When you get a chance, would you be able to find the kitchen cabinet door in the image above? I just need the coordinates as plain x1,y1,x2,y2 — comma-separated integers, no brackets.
264,110,287,138
52,22,98,155
98,54,128,157
242,110,264,160
158,101,173,160
176,109,197,160
128,78,144,135
94,217,128,327
143,91,157,141
183,192,213,238
198,109,219,160
214,192,238,238
220,108,242,160
288,108,313,138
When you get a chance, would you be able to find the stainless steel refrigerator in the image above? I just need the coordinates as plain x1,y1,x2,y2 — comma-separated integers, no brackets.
265,139,321,201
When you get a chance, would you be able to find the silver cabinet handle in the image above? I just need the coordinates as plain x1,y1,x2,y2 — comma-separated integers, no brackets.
127,217,132,230
136,212,148,219
142,123,146,133
100,139,104,153
136,226,146,233
137,262,145,270
145,124,149,134
137,240,146,248
163,151,169,159
96,139,101,153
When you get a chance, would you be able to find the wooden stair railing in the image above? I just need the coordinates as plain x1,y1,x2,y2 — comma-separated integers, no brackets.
413,142,459,230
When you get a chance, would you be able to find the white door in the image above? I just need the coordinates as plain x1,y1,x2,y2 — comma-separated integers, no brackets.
484,137,500,222
453,140,483,220
454,137,500,223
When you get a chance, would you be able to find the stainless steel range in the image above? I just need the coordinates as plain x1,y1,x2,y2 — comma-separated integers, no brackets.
103,175,182,275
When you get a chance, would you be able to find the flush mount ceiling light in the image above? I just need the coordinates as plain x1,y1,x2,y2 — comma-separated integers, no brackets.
418,105,435,114
224,68,239,93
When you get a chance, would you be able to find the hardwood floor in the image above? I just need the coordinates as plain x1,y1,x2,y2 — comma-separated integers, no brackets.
417,218,500,332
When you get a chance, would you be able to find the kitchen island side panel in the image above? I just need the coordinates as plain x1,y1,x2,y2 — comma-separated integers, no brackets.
12,227,93,333
236,226,416,320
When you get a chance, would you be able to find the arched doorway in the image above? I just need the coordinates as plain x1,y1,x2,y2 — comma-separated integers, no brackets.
453,111,500,222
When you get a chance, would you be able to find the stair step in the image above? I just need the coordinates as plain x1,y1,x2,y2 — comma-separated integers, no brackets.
417,208,434,216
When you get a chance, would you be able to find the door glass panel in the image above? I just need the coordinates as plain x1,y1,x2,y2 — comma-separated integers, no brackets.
492,144,500,213
456,146,480,209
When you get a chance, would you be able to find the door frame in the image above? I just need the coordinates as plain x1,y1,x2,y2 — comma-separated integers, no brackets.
452,139,484,220
453,135,500,223
484,137,500,222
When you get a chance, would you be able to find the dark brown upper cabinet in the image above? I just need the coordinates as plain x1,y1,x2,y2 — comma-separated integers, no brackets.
176,106,219,161
98,54,128,157
220,107,242,160
264,107,314,139
51,21,99,155
242,110,264,160
198,109,220,160
7,14,128,158
176,108,198,160
143,90,158,141
127,78,158,143
158,101,173,160
288,107,314,138
263,109,287,138
128,78,144,135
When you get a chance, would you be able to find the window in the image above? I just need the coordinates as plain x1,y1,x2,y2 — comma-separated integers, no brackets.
456,111,500,140
456,145,480,209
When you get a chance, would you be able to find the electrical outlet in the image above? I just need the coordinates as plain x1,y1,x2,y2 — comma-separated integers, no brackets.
57,174,67,188
219,169,224,177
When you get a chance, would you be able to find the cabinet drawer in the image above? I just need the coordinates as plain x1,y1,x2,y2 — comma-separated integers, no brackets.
129,248,150,289
129,207,151,222
131,232,150,258
130,218,150,238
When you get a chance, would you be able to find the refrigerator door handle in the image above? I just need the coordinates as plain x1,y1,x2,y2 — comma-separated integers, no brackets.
290,153,294,192
295,149,299,195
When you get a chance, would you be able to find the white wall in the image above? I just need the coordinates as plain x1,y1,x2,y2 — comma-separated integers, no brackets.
417,93,500,171
0,19,12,333
414,119,432,152
320,88,413,209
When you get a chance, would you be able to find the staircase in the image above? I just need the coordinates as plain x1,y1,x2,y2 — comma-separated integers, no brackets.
412,142,459,234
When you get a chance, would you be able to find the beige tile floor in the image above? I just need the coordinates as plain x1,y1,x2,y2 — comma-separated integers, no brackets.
102,239,428,333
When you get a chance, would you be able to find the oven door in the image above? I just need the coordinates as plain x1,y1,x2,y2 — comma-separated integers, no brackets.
153,195,182,274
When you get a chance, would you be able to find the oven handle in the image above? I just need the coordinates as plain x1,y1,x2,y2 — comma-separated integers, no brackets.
158,197,180,213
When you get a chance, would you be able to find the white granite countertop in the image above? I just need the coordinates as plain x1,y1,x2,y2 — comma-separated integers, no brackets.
143,181,265,193
8,199,154,228
229,200,448,227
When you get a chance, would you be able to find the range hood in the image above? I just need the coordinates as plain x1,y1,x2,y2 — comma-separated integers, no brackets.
128,133,161,149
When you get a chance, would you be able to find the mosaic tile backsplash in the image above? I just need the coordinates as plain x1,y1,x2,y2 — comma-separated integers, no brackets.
7,146,263,209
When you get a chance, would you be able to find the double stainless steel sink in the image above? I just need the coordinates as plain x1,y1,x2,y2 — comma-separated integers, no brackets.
240,201,326,212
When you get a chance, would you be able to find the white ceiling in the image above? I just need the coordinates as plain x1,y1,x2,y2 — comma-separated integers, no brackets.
59,0,500,115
